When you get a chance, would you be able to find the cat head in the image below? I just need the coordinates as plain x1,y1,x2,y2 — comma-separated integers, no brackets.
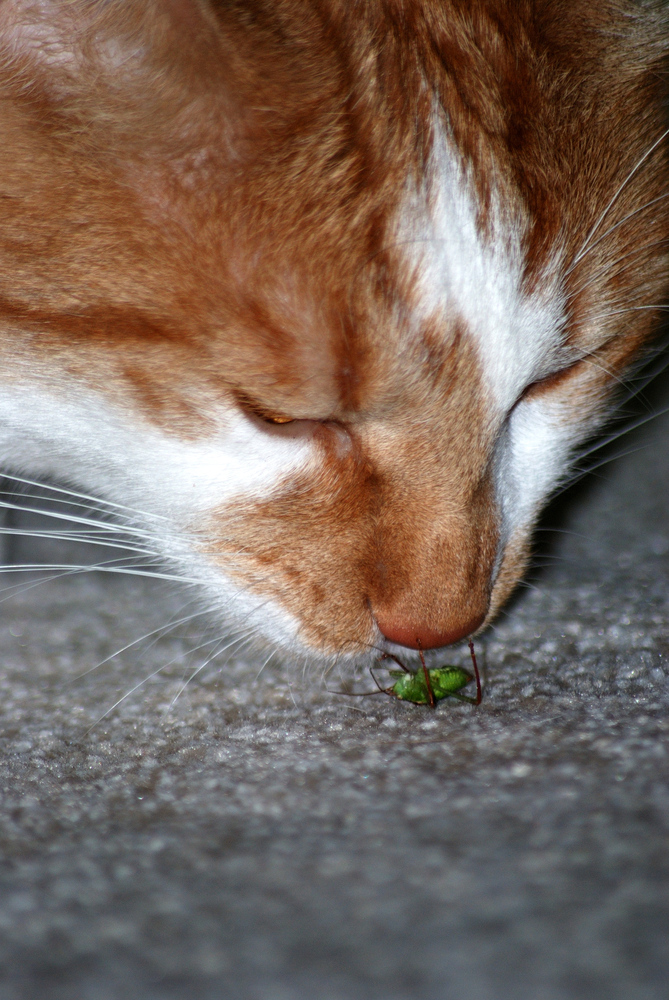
1,0,668,660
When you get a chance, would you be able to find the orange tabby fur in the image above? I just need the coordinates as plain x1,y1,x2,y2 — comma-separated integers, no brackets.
0,0,667,659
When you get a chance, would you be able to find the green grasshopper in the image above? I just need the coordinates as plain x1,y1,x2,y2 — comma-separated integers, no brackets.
333,639,482,707
374,640,482,707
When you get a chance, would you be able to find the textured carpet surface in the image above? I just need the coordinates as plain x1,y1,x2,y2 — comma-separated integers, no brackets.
0,390,668,1000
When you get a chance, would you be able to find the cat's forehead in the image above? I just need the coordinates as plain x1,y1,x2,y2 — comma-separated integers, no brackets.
215,121,565,425
213,227,471,421
2,0,666,434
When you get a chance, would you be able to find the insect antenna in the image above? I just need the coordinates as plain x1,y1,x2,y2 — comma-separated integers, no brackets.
378,651,410,672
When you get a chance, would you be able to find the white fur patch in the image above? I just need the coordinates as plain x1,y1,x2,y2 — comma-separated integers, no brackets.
401,116,569,413
0,376,317,648
495,396,581,544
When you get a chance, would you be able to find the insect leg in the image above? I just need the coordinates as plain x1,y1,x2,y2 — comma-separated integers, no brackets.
468,639,482,705
417,644,436,708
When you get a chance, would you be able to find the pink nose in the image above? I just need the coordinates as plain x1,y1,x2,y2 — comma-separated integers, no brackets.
376,614,483,650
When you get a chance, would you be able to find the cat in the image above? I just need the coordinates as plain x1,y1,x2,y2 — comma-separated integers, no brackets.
0,0,668,667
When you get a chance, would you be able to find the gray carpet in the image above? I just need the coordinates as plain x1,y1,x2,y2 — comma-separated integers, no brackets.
1,379,669,1000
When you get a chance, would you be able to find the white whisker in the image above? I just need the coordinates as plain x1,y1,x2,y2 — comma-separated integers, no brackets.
566,237,669,300
167,632,253,708
578,355,633,393
568,193,669,273
73,604,219,681
599,304,669,320
569,126,669,270
0,555,154,604
574,444,648,479
0,483,149,520
83,663,173,734
0,526,156,556
0,560,198,588
575,403,669,462
0,472,170,524
0,497,157,540
254,648,276,682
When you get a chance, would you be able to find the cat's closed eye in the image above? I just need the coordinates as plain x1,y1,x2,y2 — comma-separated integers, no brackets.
235,392,297,426
517,360,587,404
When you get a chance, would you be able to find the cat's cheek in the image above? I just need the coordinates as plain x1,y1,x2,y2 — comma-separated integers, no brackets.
495,395,581,533
486,382,605,623
193,453,378,657
0,377,318,524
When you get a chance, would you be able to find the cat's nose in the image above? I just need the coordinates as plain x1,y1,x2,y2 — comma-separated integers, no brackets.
376,614,483,650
